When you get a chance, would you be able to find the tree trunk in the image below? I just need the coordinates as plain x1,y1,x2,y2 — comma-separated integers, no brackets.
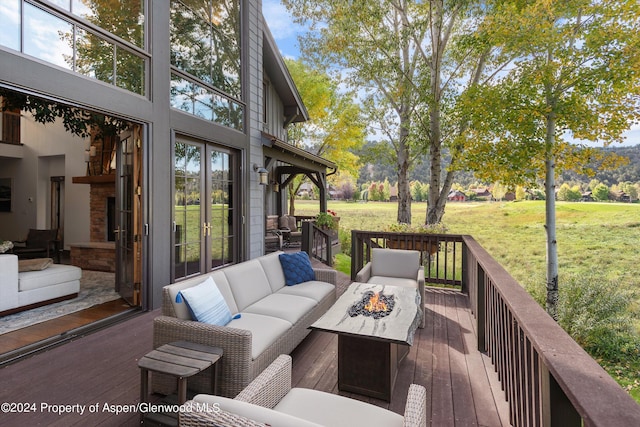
425,0,444,225
288,185,296,216
544,114,559,320
397,123,412,224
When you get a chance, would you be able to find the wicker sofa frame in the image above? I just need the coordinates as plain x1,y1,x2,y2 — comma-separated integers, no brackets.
152,255,337,398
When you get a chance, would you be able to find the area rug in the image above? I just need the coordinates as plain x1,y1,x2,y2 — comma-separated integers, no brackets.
0,270,120,335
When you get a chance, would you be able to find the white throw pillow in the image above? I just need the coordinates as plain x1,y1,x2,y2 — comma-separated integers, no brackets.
179,277,232,326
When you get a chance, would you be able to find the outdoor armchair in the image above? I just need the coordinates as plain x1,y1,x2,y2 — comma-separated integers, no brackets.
355,248,425,328
179,354,427,427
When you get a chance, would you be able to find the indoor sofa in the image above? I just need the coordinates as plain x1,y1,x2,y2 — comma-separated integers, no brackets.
0,254,82,316
180,354,427,427
152,251,337,398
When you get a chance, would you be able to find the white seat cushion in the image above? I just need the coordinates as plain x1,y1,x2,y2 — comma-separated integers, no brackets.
192,395,322,427
367,275,418,289
19,264,82,291
274,388,404,427
244,294,317,325
276,280,335,302
226,313,291,359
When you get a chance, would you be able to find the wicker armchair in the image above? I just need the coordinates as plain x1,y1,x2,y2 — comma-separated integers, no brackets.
355,248,425,328
180,354,427,427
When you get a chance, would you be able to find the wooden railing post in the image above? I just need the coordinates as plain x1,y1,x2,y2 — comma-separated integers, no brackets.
477,265,487,353
461,242,468,294
301,221,312,257
540,361,581,427
350,230,362,280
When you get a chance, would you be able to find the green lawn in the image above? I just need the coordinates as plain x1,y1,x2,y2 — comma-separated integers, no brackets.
296,199,640,288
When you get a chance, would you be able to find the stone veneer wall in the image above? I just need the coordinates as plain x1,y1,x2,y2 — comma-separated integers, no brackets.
90,182,115,242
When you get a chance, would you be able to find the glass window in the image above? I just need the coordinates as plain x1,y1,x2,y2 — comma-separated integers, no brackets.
23,3,73,70
170,0,240,98
0,2,147,96
0,0,20,51
115,46,145,95
76,27,114,83
72,0,145,49
170,73,243,131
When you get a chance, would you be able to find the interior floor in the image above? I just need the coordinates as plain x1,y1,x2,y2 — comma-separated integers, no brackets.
0,298,133,355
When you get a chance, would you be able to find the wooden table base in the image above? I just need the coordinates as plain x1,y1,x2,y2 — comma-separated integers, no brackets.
337,334,409,402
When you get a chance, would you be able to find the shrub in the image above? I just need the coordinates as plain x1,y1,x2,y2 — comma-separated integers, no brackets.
525,272,640,363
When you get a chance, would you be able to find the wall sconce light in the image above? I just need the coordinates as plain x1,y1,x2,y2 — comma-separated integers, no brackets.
253,164,269,185
271,181,280,192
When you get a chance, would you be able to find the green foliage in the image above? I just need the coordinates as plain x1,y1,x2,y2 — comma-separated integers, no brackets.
525,272,640,363
315,212,337,230
557,183,582,201
0,89,130,139
284,58,365,177
593,183,611,201
384,222,448,234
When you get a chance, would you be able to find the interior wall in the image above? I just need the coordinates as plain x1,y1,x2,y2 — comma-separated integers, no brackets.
0,112,89,248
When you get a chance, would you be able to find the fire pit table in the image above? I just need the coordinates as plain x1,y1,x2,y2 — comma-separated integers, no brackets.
310,282,422,401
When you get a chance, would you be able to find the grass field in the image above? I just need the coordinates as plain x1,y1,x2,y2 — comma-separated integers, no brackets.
294,199,640,288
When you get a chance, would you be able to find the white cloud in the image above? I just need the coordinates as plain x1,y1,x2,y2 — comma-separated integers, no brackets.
262,0,305,41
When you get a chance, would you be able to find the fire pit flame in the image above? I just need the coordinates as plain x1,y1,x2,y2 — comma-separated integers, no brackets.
348,290,395,319
365,292,388,313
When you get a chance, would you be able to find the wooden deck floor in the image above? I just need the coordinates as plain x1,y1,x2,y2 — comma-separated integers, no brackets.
0,266,511,426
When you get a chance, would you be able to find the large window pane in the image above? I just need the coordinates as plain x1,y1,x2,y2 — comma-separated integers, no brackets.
76,27,114,83
0,0,20,51
23,3,73,70
170,0,240,97
72,0,145,49
170,2,213,84
116,46,145,95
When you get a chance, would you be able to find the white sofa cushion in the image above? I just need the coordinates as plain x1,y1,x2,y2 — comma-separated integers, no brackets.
192,395,322,427
370,248,420,280
276,280,335,303
244,294,317,325
258,251,286,293
274,388,404,427
224,260,272,311
165,271,238,320
226,313,291,359
367,275,419,289
19,264,82,291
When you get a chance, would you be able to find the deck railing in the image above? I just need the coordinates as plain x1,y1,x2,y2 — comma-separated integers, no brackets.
301,221,337,266
351,230,640,427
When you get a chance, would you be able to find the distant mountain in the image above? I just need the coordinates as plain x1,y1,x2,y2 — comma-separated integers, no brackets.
357,144,640,188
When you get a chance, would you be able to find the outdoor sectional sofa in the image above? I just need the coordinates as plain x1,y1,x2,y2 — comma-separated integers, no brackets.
0,254,82,316
152,251,337,398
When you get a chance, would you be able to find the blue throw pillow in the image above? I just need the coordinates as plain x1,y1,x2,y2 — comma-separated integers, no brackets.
279,252,315,286
179,276,232,326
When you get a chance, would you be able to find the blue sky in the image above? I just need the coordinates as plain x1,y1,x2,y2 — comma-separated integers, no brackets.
261,2,639,148
262,0,305,59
